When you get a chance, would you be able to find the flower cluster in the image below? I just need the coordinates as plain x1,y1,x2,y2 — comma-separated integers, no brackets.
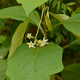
26,33,48,48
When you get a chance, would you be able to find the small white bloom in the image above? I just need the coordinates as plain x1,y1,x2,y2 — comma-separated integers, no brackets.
27,41,35,48
42,37,48,44
37,40,45,47
27,33,32,39
40,42,45,47
36,37,48,47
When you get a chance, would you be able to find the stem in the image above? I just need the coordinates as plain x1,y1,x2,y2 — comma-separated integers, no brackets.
24,30,28,43
43,4,47,38
33,14,44,26
24,14,35,43
56,74,62,80
35,7,44,39
63,44,69,49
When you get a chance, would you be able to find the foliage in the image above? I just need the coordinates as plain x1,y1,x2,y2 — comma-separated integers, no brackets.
6,43,63,80
0,0,80,80
61,64,80,80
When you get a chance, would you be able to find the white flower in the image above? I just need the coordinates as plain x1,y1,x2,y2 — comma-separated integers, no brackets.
40,42,45,47
42,37,48,45
37,40,45,47
27,33,32,39
27,41,35,48
37,37,48,47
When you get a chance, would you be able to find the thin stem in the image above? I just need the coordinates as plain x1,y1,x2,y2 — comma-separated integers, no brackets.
35,7,44,39
25,14,35,43
63,44,69,49
56,74,62,80
43,4,47,38
33,13,44,26
24,30,28,43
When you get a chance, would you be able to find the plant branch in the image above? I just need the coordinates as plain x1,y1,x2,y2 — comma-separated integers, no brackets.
43,4,47,38
35,7,44,39
63,44,69,49
56,74,62,80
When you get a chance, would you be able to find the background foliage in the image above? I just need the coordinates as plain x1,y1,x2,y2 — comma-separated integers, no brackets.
0,0,80,80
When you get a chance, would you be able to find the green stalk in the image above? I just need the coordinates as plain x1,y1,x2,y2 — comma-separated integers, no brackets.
35,6,45,39
56,74,62,80
63,44,69,49
43,4,47,38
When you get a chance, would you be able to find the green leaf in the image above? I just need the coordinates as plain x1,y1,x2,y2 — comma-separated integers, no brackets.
0,60,7,80
0,6,38,24
0,47,9,60
0,6,44,36
16,0,48,16
69,39,80,53
0,36,6,43
66,2,76,6
0,6,27,21
67,6,72,12
61,3,66,10
8,17,31,59
52,0,57,8
57,1,60,13
6,42,63,80
71,12,76,16
10,21,22,37
49,12,69,21
61,64,80,80
61,13,80,38
46,15,52,32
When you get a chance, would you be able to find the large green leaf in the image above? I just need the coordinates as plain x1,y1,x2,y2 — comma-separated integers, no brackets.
0,6,44,36
8,18,31,59
6,42,63,80
0,6,38,25
61,13,80,37
61,64,80,80
0,6,27,21
16,0,48,16
0,60,7,80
